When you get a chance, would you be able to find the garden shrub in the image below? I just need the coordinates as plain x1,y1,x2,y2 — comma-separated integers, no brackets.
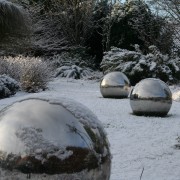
0,74,20,99
101,46,180,85
50,51,95,79
0,57,21,80
20,57,51,92
55,65,93,79
0,56,51,93
49,51,95,70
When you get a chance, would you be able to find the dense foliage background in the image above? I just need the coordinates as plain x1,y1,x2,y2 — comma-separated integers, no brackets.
0,0,179,94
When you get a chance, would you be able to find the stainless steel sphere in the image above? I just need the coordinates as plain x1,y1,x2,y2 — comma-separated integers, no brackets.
0,97,111,180
100,72,131,98
130,78,172,116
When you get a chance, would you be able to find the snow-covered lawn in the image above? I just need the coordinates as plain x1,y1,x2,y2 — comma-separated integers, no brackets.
0,78,180,180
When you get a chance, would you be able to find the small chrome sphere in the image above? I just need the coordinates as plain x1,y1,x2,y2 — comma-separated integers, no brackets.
130,78,172,116
0,97,111,180
100,72,131,98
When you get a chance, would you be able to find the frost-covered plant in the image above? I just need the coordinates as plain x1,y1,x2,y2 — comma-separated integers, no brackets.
55,65,93,79
49,51,95,69
0,74,20,99
49,53,82,68
20,58,51,93
145,45,180,82
49,51,95,79
101,46,142,74
1,56,52,93
101,46,180,85
0,57,21,80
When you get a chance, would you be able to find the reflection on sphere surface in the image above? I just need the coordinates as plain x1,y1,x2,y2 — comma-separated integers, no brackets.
130,78,172,116
100,72,131,98
0,97,111,180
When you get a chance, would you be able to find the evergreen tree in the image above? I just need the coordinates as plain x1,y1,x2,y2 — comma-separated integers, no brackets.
107,0,174,54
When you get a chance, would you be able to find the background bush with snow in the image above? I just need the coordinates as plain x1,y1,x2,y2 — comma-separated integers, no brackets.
0,74,19,99
101,45,180,85
55,65,93,79
0,56,51,93
20,57,51,92
50,51,95,79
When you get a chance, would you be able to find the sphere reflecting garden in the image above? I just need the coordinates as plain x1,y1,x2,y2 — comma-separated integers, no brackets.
130,78,172,116
0,97,111,180
100,72,131,98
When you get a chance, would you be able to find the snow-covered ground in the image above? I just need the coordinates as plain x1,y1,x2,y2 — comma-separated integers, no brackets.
0,78,180,180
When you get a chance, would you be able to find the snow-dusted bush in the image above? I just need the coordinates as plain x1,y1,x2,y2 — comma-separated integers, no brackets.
0,74,19,99
20,58,51,93
101,46,142,74
1,56,52,93
55,65,93,79
50,51,95,79
145,46,180,83
101,46,180,85
0,57,21,80
49,51,95,69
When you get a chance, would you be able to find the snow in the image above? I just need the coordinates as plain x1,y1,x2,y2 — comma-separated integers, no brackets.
172,86,180,102
0,78,180,180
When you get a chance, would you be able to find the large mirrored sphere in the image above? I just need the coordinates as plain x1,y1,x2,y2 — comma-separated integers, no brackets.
100,72,131,98
0,97,111,180
130,78,172,116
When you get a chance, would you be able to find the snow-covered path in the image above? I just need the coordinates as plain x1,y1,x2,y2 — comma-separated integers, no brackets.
0,78,180,180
